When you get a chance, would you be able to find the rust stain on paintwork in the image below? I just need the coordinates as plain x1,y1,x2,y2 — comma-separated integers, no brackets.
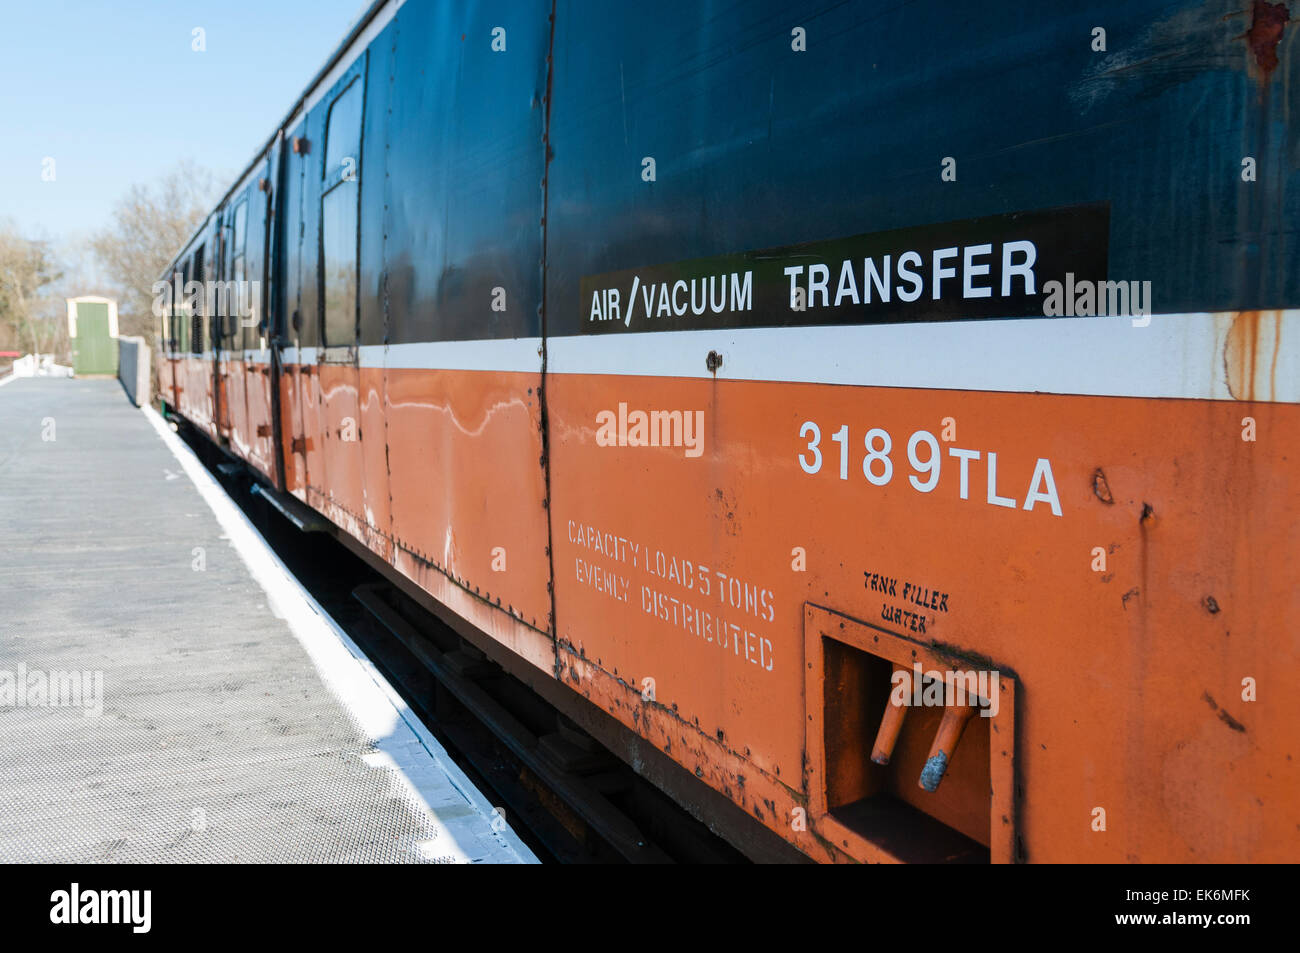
1092,468,1115,504
1223,310,1284,401
1240,0,1291,82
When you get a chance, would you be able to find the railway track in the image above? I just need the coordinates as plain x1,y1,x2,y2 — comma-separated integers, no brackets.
186,427,754,864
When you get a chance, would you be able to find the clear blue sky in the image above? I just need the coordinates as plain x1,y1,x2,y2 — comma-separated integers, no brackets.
0,0,366,248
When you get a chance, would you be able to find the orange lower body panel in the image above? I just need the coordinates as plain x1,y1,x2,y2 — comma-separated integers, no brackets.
545,373,1298,862
278,364,554,672
182,348,1296,862
244,362,278,482
158,358,174,408
175,357,216,440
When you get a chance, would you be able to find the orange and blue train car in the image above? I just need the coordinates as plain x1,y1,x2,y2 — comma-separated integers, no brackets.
156,0,1299,863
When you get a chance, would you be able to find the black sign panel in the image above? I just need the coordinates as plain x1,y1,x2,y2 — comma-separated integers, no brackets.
579,203,1109,333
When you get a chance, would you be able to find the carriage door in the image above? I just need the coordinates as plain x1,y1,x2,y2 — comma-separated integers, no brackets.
214,207,234,439
317,66,366,528
165,265,183,409
227,196,251,452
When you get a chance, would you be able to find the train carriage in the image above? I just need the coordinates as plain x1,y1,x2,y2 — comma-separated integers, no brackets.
157,0,1299,863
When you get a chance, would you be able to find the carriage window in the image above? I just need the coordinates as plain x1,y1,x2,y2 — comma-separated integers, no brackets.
166,266,179,352
232,201,247,269
190,249,205,355
173,262,187,353
324,80,361,181
320,79,361,350
231,199,248,344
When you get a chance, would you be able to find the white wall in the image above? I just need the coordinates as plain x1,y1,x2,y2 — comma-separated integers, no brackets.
117,337,151,407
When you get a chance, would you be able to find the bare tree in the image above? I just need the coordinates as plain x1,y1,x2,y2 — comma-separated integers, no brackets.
90,160,219,341
0,222,64,356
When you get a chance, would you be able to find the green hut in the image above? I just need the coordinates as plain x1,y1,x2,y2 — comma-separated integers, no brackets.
67,296,119,376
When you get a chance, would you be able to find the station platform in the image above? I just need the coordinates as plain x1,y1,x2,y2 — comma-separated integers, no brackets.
0,377,536,864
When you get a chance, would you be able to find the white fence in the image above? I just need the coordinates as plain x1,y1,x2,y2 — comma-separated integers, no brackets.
1,354,74,384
